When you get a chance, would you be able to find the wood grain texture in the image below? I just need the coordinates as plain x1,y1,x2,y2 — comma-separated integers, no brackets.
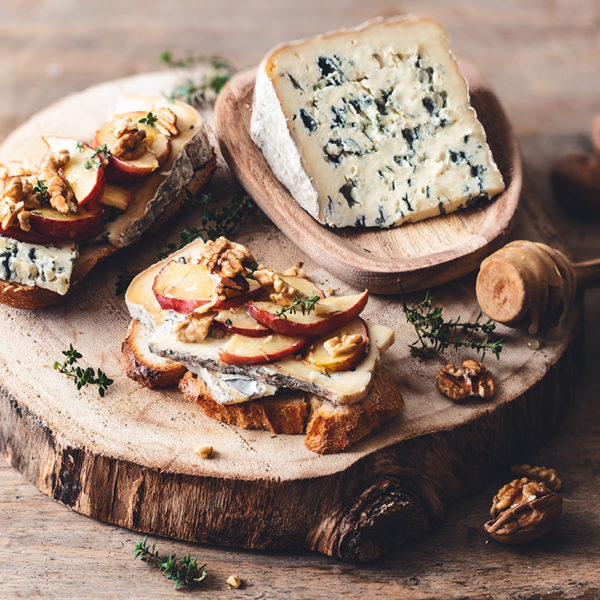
0,68,579,562
216,65,522,293
1,0,600,598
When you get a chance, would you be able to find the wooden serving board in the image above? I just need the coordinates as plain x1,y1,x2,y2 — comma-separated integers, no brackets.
215,63,522,294
0,72,576,561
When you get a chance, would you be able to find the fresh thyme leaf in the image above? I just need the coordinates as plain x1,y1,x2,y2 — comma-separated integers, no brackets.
33,180,50,203
54,344,114,397
133,537,207,590
155,189,254,259
138,112,158,126
75,141,84,151
225,318,232,326
404,291,503,361
85,144,111,170
115,267,134,296
275,291,321,319
159,51,236,106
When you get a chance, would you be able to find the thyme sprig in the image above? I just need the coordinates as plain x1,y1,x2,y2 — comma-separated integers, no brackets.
159,51,236,106
54,344,114,397
85,144,111,169
115,267,134,296
404,291,503,360
155,189,254,259
275,291,321,319
138,112,158,126
133,537,207,590
33,180,50,203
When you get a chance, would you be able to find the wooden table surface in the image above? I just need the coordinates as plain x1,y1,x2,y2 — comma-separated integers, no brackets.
1,1,599,598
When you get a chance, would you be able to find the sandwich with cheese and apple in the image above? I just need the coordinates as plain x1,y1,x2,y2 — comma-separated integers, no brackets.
122,236,404,454
0,95,215,309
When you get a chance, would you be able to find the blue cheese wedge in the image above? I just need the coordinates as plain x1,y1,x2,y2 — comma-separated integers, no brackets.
0,235,78,295
251,15,505,228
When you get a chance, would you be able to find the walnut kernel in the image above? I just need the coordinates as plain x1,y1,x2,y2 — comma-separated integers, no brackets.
511,464,562,491
156,107,179,137
226,574,242,588
194,445,214,458
436,360,495,401
324,333,365,358
111,118,147,160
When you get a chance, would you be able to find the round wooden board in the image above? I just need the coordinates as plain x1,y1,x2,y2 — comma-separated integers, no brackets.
215,62,522,294
0,72,575,562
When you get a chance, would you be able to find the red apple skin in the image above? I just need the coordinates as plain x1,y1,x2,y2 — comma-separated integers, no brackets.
215,286,264,310
0,224,54,244
42,137,105,210
218,336,309,365
247,290,369,338
212,309,271,337
29,206,103,241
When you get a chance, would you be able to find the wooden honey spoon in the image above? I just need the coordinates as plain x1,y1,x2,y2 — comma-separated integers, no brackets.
476,240,600,335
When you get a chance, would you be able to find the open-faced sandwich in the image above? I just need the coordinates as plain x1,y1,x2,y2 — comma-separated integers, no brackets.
123,236,403,454
250,15,505,228
0,95,215,308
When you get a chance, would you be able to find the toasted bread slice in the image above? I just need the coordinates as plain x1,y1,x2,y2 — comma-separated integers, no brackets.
122,319,187,389
0,105,216,310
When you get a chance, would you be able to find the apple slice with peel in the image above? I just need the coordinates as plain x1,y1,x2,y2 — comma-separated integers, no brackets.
0,223,53,244
219,333,308,365
153,260,264,314
42,136,106,209
248,290,368,338
95,111,171,181
100,184,131,211
280,275,325,298
305,318,369,373
29,205,103,241
213,306,271,337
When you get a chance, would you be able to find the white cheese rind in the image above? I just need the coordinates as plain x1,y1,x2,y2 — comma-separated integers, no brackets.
0,235,78,295
251,15,505,228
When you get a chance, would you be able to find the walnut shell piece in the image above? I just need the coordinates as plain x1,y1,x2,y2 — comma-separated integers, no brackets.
436,360,495,401
484,491,562,544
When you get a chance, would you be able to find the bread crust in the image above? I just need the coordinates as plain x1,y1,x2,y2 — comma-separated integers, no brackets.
0,133,216,310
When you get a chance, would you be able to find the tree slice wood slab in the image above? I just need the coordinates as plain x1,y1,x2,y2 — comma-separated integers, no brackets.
0,72,574,562
215,62,522,294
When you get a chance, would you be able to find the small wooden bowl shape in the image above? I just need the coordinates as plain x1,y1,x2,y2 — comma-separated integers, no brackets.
215,60,522,294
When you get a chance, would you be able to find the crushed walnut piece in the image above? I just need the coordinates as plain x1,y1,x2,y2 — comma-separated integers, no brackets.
511,464,562,491
173,305,217,343
324,333,366,358
155,107,179,137
436,359,495,401
226,575,242,589
254,263,298,307
111,117,147,160
194,445,214,458
283,262,306,278
0,176,38,230
40,151,77,214
201,237,255,279
485,476,562,544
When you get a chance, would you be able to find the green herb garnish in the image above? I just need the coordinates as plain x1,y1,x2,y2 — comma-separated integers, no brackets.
225,318,232,326
85,144,111,169
275,291,321,319
133,537,207,590
155,189,254,259
159,52,236,106
54,344,114,397
404,291,503,360
33,180,50,203
138,112,158,126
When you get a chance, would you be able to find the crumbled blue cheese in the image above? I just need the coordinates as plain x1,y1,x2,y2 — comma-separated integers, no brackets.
0,235,78,294
251,16,505,228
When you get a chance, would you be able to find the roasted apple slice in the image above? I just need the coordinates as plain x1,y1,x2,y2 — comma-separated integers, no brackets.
248,290,368,337
218,332,308,365
95,111,171,180
213,306,271,337
0,224,54,244
305,318,369,373
42,136,106,209
29,205,103,241
153,260,263,313
100,184,131,211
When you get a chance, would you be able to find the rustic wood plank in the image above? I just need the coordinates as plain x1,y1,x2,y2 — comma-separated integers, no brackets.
1,0,599,597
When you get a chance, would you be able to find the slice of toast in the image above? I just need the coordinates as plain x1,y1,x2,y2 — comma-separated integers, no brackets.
122,319,187,389
123,318,404,453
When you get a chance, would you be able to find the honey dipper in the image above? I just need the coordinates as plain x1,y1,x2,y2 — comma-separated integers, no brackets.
476,240,600,335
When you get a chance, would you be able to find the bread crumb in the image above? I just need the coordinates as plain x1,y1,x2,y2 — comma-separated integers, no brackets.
194,445,214,458
226,574,242,588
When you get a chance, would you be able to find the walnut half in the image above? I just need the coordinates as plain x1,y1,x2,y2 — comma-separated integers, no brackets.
436,360,495,401
485,477,562,544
